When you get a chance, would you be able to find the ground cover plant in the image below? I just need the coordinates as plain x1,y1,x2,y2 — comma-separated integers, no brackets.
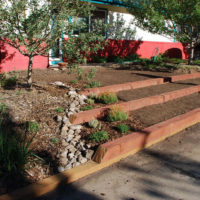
88,131,109,143
107,106,129,122
116,124,130,134
98,92,118,104
81,105,93,111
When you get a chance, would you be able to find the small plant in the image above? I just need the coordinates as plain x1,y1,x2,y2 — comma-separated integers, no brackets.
50,138,60,144
98,92,118,104
27,121,40,134
55,107,64,113
87,98,95,105
89,131,109,143
81,105,93,111
117,124,130,134
85,68,97,82
84,81,101,88
70,79,78,84
107,105,128,122
0,73,17,88
88,119,99,128
88,93,97,99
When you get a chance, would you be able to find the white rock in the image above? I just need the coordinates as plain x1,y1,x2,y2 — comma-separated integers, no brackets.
79,95,87,101
69,107,76,112
64,164,72,170
62,140,68,146
74,129,81,135
60,157,67,165
67,112,74,117
57,115,62,122
60,151,68,158
58,166,65,173
70,125,82,130
68,129,74,135
53,81,65,87
73,100,79,106
68,91,77,96
66,134,74,142
70,103,76,108
78,155,87,164
73,162,80,167
68,153,74,159
86,149,94,159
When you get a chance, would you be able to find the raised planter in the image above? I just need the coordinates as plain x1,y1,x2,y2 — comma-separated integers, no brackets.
93,108,200,163
169,72,200,82
1,109,200,200
69,85,200,125
79,78,164,96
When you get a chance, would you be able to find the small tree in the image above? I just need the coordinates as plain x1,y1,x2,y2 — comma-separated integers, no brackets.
125,0,200,64
0,0,93,86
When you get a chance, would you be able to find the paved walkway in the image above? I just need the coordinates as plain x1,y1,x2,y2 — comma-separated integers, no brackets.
36,123,200,200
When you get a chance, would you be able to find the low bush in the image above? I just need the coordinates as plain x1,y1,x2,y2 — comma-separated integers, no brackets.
27,121,40,134
87,98,95,105
117,124,130,134
0,74,17,88
88,131,109,143
107,105,128,122
81,105,93,111
98,92,118,104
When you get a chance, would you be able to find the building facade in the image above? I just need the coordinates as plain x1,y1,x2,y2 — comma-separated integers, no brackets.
0,0,188,72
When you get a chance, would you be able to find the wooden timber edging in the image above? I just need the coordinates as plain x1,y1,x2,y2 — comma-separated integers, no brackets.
70,85,200,125
169,72,200,82
1,108,200,200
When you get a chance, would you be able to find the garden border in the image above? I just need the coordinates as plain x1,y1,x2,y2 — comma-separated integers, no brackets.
169,72,200,82
79,78,164,96
70,85,200,125
1,109,200,200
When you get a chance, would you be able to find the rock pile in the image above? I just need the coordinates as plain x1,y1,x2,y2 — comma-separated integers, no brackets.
54,84,94,172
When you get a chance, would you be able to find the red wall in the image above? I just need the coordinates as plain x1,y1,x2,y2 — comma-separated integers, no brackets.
0,41,48,73
102,39,188,59
0,39,188,73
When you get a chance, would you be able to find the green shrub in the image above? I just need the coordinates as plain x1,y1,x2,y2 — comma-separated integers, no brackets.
88,119,99,128
70,79,78,84
98,92,118,104
90,55,107,63
27,121,40,134
50,138,60,144
117,124,130,133
87,98,95,105
55,107,64,113
193,60,200,65
107,105,128,122
89,131,109,143
84,81,101,88
162,57,186,64
0,74,17,88
81,105,93,111
0,129,33,175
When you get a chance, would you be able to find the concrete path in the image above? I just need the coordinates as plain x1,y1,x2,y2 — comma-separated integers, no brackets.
36,123,200,200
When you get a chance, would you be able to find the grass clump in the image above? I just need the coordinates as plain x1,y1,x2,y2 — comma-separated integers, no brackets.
0,73,17,88
88,119,99,128
55,107,64,113
86,98,95,105
89,131,109,143
84,81,101,88
81,105,93,111
27,121,40,134
98,92,118,104
107,105,128,122
0,129,34,175
50,138,60,144
70,79,78,84
117,124,130,134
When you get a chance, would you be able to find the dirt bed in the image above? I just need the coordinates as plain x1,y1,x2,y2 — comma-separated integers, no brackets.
118,78,200,101
132,93,200,128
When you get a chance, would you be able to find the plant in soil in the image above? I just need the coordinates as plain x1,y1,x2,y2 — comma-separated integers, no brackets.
70,79,78,84
27,121,40,134
98,92,118,104
81,105,93,111
0,73,17,88
117,124,130,134
88,119,99,128
88,131,109,143
50,138,60,144
107,105,128,122
87,98,95,105
55,107,64,113
84,81,101,88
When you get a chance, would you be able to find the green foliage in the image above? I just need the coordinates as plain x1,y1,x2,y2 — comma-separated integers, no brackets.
55,107,64,113
116,124,130,134
0,103,8,125
81,105,93,111
84,81,101,88
126,0,200,64
0,129,34,175
98,92,118,104
107,105,128,122
27,121,40,134
88,119,99,129
193,60,200,65
0,73,17,88
90,55,107,63
87,98,95,105
89,131,109,143
88,93,97,99
50,138,60,144
70,79,78,84
162,57,186,64
16,90,21,96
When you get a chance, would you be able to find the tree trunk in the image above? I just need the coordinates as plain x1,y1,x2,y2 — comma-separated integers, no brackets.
27,56,33,87
188,42,194,65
